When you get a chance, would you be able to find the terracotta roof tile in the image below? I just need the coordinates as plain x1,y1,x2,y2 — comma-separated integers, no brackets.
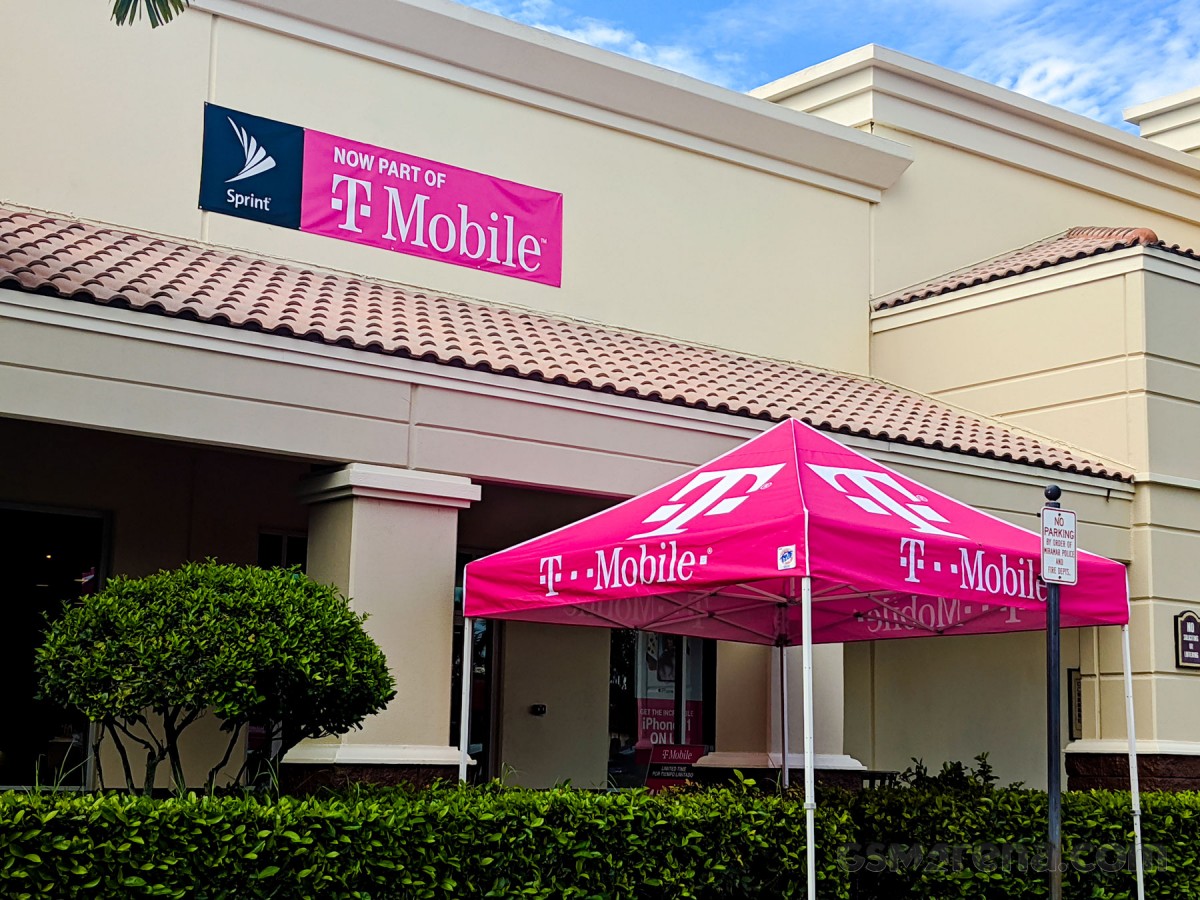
876,226,1168,309
0,207,1130,481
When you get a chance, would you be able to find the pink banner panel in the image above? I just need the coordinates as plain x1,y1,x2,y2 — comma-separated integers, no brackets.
301,130,563,286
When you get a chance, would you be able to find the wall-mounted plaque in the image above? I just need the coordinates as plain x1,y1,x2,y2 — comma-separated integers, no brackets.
1176,610,1200,669
1068,668,1083,741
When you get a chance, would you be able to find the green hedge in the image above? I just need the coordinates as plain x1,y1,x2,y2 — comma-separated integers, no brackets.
846,786,1200,899
3,782,1196,899
0,784,850,899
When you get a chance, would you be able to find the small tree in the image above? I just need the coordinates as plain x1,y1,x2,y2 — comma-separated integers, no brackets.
36,561,396,793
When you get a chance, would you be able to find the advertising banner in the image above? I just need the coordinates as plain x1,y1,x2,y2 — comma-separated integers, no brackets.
635,632,703,752
199,104,563,286
645,744,706,793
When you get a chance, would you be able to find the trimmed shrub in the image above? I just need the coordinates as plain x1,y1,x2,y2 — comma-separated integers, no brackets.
36,561,395,792
0,784,851,899
2,778,1196,898
848,786,1200,899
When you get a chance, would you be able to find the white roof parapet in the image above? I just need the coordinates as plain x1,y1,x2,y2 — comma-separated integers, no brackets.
1125,85,1200,155
1125,85,1200,128
189,0,913,198
752,44,1200,193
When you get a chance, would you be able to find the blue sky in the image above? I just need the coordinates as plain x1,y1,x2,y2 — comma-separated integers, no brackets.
461,0,1200,130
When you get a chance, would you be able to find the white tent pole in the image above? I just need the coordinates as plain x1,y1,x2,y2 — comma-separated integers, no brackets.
802,575,817,900
458,617,474,782
779,641,790,790
1121,623,1145,900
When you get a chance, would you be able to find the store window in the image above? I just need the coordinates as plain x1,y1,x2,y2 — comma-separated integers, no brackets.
257,532,308,571
450,552,498,783
608,630,716,787
1,505,105,789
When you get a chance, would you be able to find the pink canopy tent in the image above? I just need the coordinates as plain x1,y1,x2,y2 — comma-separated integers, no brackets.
461,419,1144,899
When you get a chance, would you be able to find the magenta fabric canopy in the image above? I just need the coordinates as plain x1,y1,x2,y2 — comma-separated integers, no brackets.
464,419,1128,644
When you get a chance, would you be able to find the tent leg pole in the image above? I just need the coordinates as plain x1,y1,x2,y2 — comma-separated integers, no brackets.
458,617,474,783
802,576,816,900
1122,623,1145,900
779,642,789,789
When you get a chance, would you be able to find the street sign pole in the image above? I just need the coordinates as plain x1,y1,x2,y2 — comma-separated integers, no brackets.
1041,485,1080,900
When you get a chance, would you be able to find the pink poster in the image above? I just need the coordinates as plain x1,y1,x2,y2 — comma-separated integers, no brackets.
301,130,563,286
635,632,704,754
637,699,704,749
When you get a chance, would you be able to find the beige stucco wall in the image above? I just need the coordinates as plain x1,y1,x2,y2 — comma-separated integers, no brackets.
759,49,1200,300
715,644,772,753
871,262,1146,468
498,622,610,788
304,488,464,757
864,129,1200,298
844,629,1081,788
0,0,880,371
870,258,1200,759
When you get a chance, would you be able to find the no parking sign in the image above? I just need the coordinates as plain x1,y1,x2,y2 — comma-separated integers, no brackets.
1041,507,1078,586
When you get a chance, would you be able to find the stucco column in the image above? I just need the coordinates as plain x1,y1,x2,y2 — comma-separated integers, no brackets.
287,463,479,782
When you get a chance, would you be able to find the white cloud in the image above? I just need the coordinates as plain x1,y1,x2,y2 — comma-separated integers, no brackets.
460,0,1200,129
464,0,746,86
945,0,1200,127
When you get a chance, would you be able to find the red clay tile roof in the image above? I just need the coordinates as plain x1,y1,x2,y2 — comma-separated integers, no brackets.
876,226,1166,309
0,207,1130,480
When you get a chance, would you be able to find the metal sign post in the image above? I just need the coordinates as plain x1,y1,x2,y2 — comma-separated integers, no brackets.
1041,485,1077,900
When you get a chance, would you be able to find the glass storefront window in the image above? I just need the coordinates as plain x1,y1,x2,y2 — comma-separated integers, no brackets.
608,630,715,788
1,506,104,789
257,532,308,570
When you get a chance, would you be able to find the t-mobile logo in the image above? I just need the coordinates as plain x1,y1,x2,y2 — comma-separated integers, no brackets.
807,465,965,539
539,555,563,597
631,464,785,539
331,175,372,233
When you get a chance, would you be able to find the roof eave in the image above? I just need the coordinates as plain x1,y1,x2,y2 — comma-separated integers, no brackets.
189,0,913,194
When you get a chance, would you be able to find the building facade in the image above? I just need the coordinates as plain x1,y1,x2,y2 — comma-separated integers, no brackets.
0,0,1196,791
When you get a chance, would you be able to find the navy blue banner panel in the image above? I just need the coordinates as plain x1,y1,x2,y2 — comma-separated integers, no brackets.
199,104,304,229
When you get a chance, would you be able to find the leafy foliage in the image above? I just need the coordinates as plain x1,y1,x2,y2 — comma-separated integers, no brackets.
36,562,395,793
847,773,1194,898
0,783,850,899
895,753,1005,793
110,0,189,27
0,772,1194,898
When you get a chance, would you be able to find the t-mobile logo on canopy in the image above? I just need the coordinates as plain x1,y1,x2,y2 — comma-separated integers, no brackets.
807,465,965,539
631,464,786,539
539,555,563,597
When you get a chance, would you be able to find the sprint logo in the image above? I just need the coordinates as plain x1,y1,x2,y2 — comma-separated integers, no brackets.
223,118,276,213
199,104,304,229
225,118,277,183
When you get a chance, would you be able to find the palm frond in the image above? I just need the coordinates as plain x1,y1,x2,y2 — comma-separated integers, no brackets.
111,0,190,28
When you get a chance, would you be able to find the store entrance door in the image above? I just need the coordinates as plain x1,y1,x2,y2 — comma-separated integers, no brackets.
0,506,105,789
